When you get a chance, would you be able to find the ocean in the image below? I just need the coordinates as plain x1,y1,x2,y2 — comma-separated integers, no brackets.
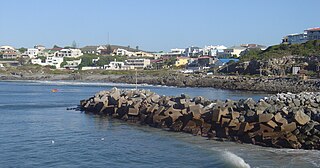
0,81,319,168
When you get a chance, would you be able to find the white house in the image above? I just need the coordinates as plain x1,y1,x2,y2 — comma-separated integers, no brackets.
203,45,227,56
135,51,154,58
0,45,15,52
26,48,39,58
116,48,136,57
56,49,83,57
125,59,151,69
31,56,64,68
104,61,131,70
34,45,46,51
1,50,19,59
64,59,82,69
282,33,308,44
171,48,185,54
221,46,246,58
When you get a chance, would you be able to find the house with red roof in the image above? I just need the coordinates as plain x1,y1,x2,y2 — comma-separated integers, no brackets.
306,27,320,41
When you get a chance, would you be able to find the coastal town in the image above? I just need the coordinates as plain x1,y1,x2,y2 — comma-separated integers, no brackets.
1,27,319,77
2,0,320,167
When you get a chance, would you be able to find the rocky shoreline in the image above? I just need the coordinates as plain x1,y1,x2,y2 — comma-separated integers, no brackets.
1,72,320,93
80,88,320,150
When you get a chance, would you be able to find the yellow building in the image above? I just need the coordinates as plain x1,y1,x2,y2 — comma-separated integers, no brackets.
175,57,190,67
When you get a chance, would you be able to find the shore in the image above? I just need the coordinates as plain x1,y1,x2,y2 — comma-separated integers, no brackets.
1,68,320,93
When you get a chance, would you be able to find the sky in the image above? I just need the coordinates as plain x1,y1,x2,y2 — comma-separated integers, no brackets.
0,0,319,51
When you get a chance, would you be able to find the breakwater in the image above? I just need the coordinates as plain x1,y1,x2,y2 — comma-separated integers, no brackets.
81,88,320,150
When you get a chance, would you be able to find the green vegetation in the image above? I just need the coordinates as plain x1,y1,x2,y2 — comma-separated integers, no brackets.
240,40,320,61
18,47,27,53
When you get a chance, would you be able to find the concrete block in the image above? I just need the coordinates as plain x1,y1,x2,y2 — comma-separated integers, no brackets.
228,119,239,127
231,111,240,119
221,117,231,127
294,110,311,125
274,113,282,123
189,105,204,120
266,120,278,129
259,123,274,133
212,107,229,123
258,113,274,123
281,122,297,132
239,122,254,133
128,107,139,116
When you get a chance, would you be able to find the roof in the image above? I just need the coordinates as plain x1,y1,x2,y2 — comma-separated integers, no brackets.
3,52,18,55
228,46,246,50
177,57,189,59
51,47,63,51
198,56,213,59
306,27,320,31
219,58,239,63
81,46,99,50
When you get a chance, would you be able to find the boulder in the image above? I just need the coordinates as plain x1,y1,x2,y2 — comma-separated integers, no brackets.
281,122,297,132
128,107,139,116
259,113,274,123
294,110,311,125
212,107,229,123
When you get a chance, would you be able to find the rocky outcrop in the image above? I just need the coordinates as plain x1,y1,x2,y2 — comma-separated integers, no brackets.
80,88,320,150
108,75,320,93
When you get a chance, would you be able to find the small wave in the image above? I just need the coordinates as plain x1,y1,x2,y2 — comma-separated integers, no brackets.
221,151,250,168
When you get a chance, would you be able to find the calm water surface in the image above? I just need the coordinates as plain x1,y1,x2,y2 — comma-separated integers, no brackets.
0,81,319,168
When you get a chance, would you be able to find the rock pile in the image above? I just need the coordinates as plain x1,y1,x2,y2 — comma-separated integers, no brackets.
80,88,320,150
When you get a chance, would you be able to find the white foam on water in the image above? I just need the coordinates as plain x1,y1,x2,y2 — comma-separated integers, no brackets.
221,151,251,168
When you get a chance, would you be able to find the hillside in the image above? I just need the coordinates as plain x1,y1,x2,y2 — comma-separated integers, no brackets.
241,40,320,61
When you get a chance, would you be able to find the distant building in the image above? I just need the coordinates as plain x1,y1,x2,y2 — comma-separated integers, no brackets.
282,33,308,44
125,59,151,69
34,45,46,51
306,27,320,41
220,46,246,58
1,50,18,59
135,51,154,58
282,27,320,44
64,59,82,69
292,66,301,75
81,46,99,54
104,61,133,70
116,48,135,57
203,45,227,57
197,56,214,67
185,46,202,57
0,46,15,52
56,49,83,57
26,48,39,58
31,56,64,68
175,57,190,67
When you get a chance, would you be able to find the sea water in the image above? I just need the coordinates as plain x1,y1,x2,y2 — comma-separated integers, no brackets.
0,81,319,168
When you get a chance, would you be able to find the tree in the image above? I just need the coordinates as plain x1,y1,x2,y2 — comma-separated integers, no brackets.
72,40,77,48
53,45,61,48
106,45,112,55
18,47,27,54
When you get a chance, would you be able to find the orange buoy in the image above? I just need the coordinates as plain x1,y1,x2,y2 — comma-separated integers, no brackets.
51,89,58,92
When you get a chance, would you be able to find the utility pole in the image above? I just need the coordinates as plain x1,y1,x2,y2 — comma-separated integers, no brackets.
135,69,138,90
107,32,110,45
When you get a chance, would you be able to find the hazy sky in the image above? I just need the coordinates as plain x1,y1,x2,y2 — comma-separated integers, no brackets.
0,0,319,51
